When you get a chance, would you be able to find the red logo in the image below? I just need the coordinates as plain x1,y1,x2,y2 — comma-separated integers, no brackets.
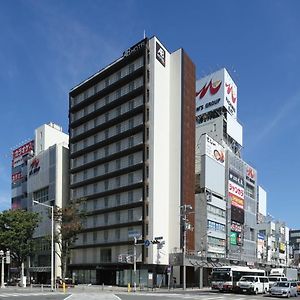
30,158,39,168
247,168,255,179
225,83,237,104
196,79,222,99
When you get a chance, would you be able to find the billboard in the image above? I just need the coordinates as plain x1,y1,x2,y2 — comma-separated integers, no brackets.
12,141,34,168
246,164,256,184
231,205,244,224
196,68,237,118
200,134,225,166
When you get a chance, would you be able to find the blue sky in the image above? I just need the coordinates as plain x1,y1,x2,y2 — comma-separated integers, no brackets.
1,0,299,228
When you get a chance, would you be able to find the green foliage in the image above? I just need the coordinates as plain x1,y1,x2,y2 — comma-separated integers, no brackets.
53,198,86,279
0,209,40,265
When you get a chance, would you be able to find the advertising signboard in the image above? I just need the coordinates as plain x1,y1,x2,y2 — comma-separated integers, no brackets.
228,180,244,199
231,205,244,224
201,134,225,166
12,140,34,168
12,172,23,183
196,68,237,118
246,165,256,184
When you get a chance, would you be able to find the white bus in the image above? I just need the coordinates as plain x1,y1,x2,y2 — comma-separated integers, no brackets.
211,266,265,292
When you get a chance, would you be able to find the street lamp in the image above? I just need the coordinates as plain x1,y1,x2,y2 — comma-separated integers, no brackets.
33,200,54,292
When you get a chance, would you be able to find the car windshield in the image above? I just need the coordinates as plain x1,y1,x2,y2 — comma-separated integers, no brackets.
275,282,290,288
240,276,255,282
269,277,278,282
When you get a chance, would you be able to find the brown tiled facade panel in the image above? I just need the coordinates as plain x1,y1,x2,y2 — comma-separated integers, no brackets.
182,52,196,251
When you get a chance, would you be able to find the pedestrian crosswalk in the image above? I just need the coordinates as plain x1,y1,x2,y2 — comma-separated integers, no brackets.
0,292,62,298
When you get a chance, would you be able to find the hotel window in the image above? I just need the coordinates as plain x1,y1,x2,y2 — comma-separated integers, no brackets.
105,78,109,88
129,64,135,74
116,123,121,135
83,138,88,148
128,136,134,148
104,129,109,139
104,162,109,174
93,199,98,210
104,230,108,241
115,229,120,240
128,81,135,92
146,108,149,121
93,215,97,227
115,176,121,187
116,141,121,152
115,194,120,206
105,112,109,122
93,183,98,193
93,232,97,242
116,211,120,223
83,170,87,180
93,167,98,177
128,100,134,110
128,191,134,203
105,95,109,105
104,197,109,208
104,180,109,191
116,106,121,117
128,173,134,184
93,150,98,161
128,209,133,222
116,70,122,81
83,186,87,196
104,213,109,225
83,233,87,244
104,146,109,156
128,154,134,166
116,89,121,99
116,159,121,170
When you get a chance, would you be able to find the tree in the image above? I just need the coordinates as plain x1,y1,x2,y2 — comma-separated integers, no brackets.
0,209,40,276
53,199,86,280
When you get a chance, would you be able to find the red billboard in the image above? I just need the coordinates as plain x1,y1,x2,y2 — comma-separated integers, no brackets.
12,141,34,168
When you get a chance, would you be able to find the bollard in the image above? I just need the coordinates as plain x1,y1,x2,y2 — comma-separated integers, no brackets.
102,283,104,291
41,284,44,292
63,282,66,293
127,283,131,293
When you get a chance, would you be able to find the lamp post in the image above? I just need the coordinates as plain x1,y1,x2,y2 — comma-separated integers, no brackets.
0,250,4,288
33,200,54,292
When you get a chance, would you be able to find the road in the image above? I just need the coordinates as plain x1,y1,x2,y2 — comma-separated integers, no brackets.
0,288,279,300
115,291,278,300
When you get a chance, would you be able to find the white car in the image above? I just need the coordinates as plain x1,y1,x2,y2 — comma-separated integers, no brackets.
237,276,270,294
269,281,298,298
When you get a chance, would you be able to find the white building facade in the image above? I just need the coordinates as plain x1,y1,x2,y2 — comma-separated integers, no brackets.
68,37,195,285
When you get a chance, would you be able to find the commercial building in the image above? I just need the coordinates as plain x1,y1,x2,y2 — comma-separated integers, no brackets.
257,220,290,268
11,122,69,283
192,68,261,286
68,37,195,285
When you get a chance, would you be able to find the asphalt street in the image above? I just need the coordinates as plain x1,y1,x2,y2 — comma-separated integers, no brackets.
0,288,283,300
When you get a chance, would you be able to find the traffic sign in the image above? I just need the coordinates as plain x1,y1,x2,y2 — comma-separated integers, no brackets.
144,240,151,247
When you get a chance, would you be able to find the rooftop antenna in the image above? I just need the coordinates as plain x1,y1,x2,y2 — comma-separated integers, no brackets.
143,30,146,39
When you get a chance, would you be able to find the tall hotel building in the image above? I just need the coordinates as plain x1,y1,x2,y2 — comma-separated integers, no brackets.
69,37,195,285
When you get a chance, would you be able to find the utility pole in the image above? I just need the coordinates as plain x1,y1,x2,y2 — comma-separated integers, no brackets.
181,204,193,290
133,237,137,292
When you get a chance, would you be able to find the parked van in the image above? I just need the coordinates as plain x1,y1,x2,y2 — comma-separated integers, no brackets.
237,276,270,294
268,276,288,287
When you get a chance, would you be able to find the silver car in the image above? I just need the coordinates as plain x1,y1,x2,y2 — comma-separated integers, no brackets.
269,281,298,297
